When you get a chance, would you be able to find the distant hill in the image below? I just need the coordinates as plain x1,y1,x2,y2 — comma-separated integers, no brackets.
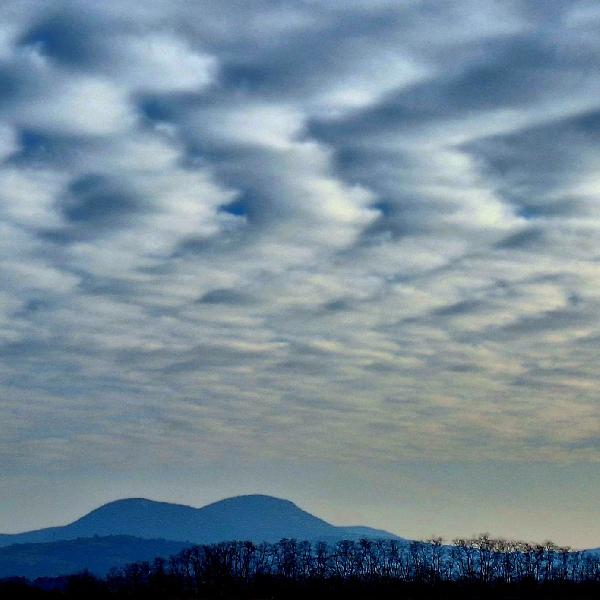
0,495,402,548
0,535,189,579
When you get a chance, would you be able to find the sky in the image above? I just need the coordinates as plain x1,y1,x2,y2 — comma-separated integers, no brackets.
0,0,599,548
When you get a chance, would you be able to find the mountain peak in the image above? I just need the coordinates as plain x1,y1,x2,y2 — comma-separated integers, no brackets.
92,498,159,509
203,494,299,510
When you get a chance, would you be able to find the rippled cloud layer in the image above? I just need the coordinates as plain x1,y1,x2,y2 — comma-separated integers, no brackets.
1,0,599,478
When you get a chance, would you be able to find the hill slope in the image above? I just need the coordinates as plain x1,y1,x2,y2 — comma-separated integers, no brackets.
0,495,401,548
0,535,189,579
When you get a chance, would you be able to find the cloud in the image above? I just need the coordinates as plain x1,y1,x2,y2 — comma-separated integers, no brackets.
0,0,599,485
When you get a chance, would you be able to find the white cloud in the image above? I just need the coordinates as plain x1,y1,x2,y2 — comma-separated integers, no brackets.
115,33,217,93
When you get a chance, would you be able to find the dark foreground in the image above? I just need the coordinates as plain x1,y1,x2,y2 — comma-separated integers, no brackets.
2,575,599,600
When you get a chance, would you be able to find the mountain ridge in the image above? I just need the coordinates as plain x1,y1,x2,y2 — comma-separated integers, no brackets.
0,494,402,548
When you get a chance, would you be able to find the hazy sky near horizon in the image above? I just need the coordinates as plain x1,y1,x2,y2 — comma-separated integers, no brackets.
0,0,598,547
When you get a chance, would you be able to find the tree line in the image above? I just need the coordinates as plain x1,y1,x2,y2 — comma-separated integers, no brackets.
109,535,598,586
2,535,599,599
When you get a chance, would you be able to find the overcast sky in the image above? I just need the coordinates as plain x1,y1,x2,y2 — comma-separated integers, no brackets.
0,0,598,548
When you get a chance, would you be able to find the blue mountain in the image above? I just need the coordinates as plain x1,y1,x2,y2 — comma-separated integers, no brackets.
0,495,401,548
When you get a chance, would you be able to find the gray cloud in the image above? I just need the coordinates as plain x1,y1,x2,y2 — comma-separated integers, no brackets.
1,0,599,510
